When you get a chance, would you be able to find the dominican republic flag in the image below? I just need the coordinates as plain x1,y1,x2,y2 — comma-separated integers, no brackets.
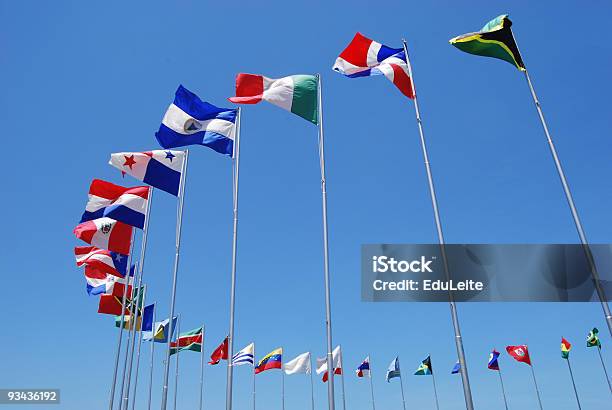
356,356,371,377
109,150,185,196
506,345,531,365
488,350,500,370
333,32,414,99
84,266,124,296
80,179,149,229
73,218,133,255
156,85,237,156
74,246,127,277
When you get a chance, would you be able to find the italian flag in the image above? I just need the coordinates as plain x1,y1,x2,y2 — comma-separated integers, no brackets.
229,73,318,124
170,327,203,355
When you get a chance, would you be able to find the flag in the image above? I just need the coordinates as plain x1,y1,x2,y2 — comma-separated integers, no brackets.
75,246,128,277
488,350,500,370
112,285,145,324
255,348,283,374
156,85,237,156
232,343,255,366
98,294,129,316
142,304,154,333
356,356,371,378
316,345,342,382
415,356,433,375
332,32,413,98
386,357,401,382
109,150,185,196
144,317,178,343
561,338,572,359
114,314,142,330
506,345,531,365
587,328,601,348
209,336,229,365
84,266,123,296
73,217,133,255
451,361,461,374
284,352,311,375
229,73,318,124
449,14,525,71
170,327,203,356
80,179,149,229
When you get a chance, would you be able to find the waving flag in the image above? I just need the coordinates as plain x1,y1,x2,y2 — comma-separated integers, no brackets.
356,356,371,378
73,217,132,255
332,32,413,99
229,73,318,124
488,350,500,370
415,356,433,375
109,150,185,196
209,337,229,365
587,328,601,348
84,266,121,296
144,317,178,343
255,348,283,374
506,345,531,365
232,343,255,366
284,352,311,375
80,179,149,229
561,338,572,359
156,85,237,156
316,345,342,382
170,327,203,355
75,246,127,277
386,357,401,382
451,361,461,374
141,304,155,333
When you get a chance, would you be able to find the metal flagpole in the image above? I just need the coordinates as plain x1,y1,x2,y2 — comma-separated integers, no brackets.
367,356,375,410
309,354,315,410
398,364,407,410
109,231,136,410
120,269,141,407
401,39,474,410
529,363,544,410
430,362,440,410
316,73,336,410
130,299,146,410
198,324,205,410
173,316,181,410
225,107,242,410
252,344,256,410
340,353,346,410
127,284,146,410
123,279,145,410
566,358,582,409
596,347,612,393
147,304,156,410
160,149,190,410
497,367,509,410
281,364,285,410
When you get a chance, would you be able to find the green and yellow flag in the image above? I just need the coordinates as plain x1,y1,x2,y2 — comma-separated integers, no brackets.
414,356,433,375
587,328,601,348
449,14,525,71
561,337,572,359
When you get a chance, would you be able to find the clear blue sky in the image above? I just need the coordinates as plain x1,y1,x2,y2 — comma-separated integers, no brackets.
1,1,611,409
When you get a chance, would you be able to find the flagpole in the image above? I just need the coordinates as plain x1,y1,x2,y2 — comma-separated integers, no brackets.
596,347,612,393
340,361,347,410
127,284,147,410
160,149,190,410
281,364,285,410
225,107,242,410
497,367,509,410
198,323,205,410
119,268,139,408
367,356,375,410
309,355,315,410
252,344,256,410
147,305,156,410
398,372,407,410
529,363,544,410
316,73,336,410
430,363,440,410
401,39,474,410
565,358,582,409
109,231,136,410
173,316,181,410
123,278,145,410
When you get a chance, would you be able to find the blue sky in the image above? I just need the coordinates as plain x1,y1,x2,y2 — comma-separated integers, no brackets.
1,1,611,409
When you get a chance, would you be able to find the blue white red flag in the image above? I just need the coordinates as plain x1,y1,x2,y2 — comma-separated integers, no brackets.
488,350,500,370
156,85,237,156
232,343,255,366
109,150,185,196
84,266,128,296
356,356,371,378
75,246,127,277
80,179,149,229
73,218,133,255
332,33,414,98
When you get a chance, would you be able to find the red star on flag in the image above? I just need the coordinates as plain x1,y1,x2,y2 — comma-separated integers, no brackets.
123,155,136,169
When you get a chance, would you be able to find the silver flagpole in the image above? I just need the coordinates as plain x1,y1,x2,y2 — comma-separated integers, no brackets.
160,149,190,410
123,279,145,410
596,347,612,393
130,325,145,410
339,350,346,410
282,362,286,410
402,39,474,410
529,362,544,410
497,367,509,410
126,283,146,410
398,359,407,410
173,316,181,410
565,358,582,409
147,305,156,410
198,324,205,410
309,354,315,410
120,268,141,408
367,356,375,410
316,73,336,410
430,360,440,410
252,344,256,410
109,231,136,410
225,107,242,410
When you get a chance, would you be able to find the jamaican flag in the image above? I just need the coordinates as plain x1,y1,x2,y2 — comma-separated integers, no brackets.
414,355,433,375
450,14,525,71
587,328,601,348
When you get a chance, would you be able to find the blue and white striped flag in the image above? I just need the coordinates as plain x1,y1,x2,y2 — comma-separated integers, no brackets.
232,343,255,366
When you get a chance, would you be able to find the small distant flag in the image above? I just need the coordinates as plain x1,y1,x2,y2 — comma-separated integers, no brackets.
83,266,121,296
156,85,237,156
506,345,531,365
451,361,461,374
141,304,154,333
415,356,433,375
209,337,229,365
170,327,203,356
561,338,572,359
232,343,255,366
144,317,178,343
229,73,319,124
80,179,150,229
75,246,128,277
73,217,133,255
284,352,311,375
255,348,283,374
332,32,414,98
109,150,185,196
587,328,601,348
356,356,371,378
386,357,401,382
316,346,342,382
488,350,500,370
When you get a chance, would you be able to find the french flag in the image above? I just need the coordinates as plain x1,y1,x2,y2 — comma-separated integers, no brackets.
356,356,371,377
333,32,414,99
80,179,149,229
109,150,185,196
73,217,133,255
74,246,127,277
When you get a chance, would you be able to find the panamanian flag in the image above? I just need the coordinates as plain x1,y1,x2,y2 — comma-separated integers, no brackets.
80,179,149,229
156,85,237,156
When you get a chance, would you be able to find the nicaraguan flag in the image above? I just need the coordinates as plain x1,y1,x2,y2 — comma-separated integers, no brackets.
80,179,149,229
156,85,237,156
